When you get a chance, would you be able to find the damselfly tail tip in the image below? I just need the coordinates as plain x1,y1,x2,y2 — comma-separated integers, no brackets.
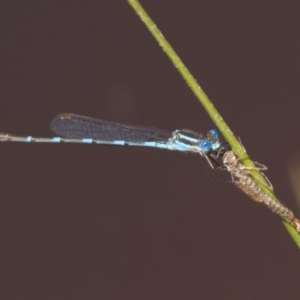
0,133,8,141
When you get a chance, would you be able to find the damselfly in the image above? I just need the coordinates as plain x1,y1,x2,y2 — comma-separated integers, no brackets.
0,113,222,168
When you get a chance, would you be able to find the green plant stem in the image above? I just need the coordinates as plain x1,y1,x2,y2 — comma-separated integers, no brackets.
127,0,300,247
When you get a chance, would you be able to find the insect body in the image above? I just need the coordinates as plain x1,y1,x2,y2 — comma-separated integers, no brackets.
223,150,300,233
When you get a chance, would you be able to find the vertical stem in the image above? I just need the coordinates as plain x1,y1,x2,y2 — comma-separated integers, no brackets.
127,0,300,246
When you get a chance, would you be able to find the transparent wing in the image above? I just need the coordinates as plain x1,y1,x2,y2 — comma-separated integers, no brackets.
50,113,172,142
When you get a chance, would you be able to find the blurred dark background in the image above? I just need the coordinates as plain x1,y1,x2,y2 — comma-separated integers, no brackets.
1,1,300,299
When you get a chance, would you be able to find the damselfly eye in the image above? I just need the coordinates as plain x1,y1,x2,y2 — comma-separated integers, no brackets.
207,129,221,150
199,140,212,153
208,129,219,140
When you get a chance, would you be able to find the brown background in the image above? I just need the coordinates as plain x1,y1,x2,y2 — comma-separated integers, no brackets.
1,1,300,299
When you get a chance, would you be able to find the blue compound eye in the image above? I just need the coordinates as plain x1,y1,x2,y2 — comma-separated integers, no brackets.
208,129,219,140
207,129,221,151
199,140,212,153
